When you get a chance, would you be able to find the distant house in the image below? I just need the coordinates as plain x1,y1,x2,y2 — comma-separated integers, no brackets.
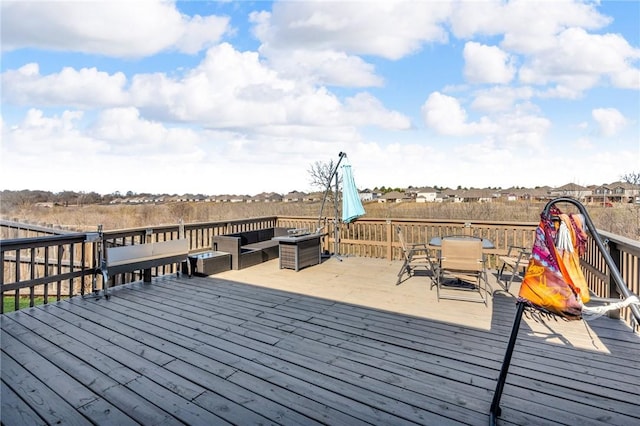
440,188,463,203
228,195,248,203
550,183,591,200
214,194,233,203
94,181,637,207
499,188,521,202
414,187,439,203
359,189,380,203
460,189,494,203
304,192,322,202
265,192,283,203
283,191,306,202
250,192,283,203
525,187,552,201
378,191,407,203
586,182,640,204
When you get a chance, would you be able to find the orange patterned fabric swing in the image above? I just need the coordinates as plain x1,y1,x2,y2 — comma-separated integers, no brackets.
518,206,590,320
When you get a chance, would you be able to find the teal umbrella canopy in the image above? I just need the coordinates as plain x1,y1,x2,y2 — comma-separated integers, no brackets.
341,164,365,223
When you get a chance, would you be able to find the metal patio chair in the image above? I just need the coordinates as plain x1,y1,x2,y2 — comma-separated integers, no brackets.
436,237,489,305
497,245,531,291
396,226,436,285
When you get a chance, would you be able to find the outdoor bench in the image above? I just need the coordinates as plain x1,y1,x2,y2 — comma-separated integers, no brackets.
212,227,291,270
100,238,190,284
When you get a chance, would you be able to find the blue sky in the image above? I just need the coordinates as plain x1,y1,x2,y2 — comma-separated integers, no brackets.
1,0,639,195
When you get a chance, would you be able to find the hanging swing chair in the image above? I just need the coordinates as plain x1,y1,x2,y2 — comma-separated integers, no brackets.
489,197,640,425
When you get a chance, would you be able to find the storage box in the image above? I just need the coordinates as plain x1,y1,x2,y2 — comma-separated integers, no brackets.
273,234,321,271
187,251,231,276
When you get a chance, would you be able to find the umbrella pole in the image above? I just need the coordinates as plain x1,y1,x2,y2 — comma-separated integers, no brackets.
333,165,342,261
317,152,346,260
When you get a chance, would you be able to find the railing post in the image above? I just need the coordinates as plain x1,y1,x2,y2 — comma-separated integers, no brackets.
386,220,393,261
1,250,4,314
608,239,622,319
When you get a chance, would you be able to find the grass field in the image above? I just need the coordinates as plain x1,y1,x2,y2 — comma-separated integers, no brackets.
2,296,46,313
3,199,639,239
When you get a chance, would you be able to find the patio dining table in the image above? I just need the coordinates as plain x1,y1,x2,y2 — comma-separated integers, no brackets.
428,235,495,249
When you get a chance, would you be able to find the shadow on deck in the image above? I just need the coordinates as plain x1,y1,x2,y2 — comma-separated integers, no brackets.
2,257,639,425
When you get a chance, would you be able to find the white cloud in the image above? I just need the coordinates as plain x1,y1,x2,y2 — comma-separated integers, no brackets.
127,43,410,131
2,63,128,107
448,1,638,97
2,42,409,135
491,107,550,149
1,106,634,195
421,92,496,136
610,67,640,90
470,86,534,113
449,0,610,52
257,47,383,88
252,1,450,60
592,108,627,137
2,108,106,159
463,42,515,84
1,0,230,57
1,1,637,195
574,137,594,150
422,92,469,136
131,43,290,126
0,107,208,193
343,93,411,129
249,1,451,87
90,107,203,158
519,28,640,97
422,92,549,149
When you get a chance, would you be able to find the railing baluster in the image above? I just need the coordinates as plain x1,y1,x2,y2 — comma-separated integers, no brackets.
29,248,35,307
44,245,50,303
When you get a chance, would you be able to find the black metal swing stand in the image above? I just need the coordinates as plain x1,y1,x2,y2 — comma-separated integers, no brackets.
488,197,640,425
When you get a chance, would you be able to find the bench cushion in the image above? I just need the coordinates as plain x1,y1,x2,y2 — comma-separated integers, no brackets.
152,239,189,257
106,239,188,268
107,244,154,266
243,240,279,251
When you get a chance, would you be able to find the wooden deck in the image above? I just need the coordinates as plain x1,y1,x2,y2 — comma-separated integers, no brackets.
2,257,639,425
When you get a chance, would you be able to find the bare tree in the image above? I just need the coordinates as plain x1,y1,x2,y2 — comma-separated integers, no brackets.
56,190,80,207
308,160,337,190
621,171,640,185
308,159,344,223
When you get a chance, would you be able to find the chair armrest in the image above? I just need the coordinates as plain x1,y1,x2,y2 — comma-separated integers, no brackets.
505,245,530,257
407,242,430,251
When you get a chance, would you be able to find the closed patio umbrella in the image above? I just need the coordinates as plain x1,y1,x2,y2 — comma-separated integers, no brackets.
341,164,365,223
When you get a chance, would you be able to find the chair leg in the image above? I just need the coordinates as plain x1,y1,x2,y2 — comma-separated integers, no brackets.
397,260,410,285
497,263,507,283
483,269,493,294
480,273,488,306
505,268,516,292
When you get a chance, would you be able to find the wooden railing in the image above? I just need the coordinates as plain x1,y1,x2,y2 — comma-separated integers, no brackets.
2,216,638,332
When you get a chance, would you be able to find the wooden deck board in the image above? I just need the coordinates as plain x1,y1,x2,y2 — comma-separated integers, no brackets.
2,257,640,425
